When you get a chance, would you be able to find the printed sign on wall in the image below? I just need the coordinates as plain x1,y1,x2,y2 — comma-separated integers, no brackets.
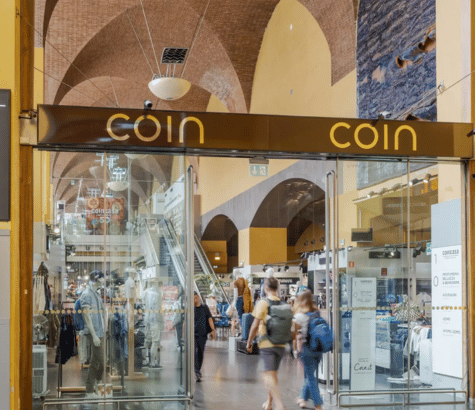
85,197,124,235
431,245,462,378
351,277,376,390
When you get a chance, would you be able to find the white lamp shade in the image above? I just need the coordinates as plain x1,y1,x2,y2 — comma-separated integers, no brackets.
148,77,191,100
108,181,129,191
125,154,147,160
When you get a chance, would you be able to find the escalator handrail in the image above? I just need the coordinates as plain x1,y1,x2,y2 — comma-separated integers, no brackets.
159,219,203,302
193,232,231,305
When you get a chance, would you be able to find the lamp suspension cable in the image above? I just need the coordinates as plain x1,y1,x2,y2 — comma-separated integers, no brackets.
109,77,120,108
181,0,212,78
19,13,117,107
33,67,110,108
140,0,162,77
125,8,155,76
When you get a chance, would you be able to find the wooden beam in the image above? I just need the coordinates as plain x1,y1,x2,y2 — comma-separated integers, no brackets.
19,145,33,410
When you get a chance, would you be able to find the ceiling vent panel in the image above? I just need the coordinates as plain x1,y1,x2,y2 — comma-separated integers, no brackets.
161,48,188,64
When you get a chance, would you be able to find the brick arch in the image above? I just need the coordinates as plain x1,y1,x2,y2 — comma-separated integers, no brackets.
52,152,172,206
48,0,246,112
59,75,214,112
250,178,324,229
296,0,357,84
39,0,357,112
201,160,331,233
202,214,238,242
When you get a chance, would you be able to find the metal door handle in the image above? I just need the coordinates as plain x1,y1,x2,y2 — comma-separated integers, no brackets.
325,169,339,397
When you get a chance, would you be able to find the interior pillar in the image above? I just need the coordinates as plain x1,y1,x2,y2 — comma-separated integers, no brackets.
239,227,288,266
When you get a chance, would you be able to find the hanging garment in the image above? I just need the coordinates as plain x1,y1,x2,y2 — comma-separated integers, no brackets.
111,312,129,360
55,314,77,364
242,279,253,313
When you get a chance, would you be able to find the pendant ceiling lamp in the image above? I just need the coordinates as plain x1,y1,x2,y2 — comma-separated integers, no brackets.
148,75,191,101
126,0,209,103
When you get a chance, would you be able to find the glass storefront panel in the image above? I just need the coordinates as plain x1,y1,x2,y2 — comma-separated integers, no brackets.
32,151,191,409
337,159,467,406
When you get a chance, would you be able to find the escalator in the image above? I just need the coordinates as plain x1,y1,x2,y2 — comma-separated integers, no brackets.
141,219,229,304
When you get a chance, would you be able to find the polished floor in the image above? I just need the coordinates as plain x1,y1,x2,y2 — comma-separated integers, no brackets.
35,337,472,410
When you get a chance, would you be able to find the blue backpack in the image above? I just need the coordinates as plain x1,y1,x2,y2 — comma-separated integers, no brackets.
307,312,333,353
73,298,85,331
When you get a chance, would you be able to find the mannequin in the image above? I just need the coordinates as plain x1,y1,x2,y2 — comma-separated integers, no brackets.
79,270,104,397
124,267,137,376
144,279,164,368
124,267,137,299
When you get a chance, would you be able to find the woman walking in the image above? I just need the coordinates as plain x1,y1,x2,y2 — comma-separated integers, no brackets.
293,290,323,410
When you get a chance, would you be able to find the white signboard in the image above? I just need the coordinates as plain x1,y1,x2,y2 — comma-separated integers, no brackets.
350,277,376,390
431,245,462,378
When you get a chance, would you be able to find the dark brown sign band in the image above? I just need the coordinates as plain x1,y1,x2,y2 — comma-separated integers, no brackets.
37,105,473,158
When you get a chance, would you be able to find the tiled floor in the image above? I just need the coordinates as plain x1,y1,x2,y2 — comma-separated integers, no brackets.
35,338,472,410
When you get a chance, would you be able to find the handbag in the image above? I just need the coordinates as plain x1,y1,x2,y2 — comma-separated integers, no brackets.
226,304,235,317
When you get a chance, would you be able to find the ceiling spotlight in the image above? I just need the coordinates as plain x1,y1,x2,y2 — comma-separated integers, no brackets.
347,246,353,252
424,174,431,183
214,252,221,260
409,178,421,186
391,183,402,191
304,241,308,246
367,191,375,198
284,265,289,272
311,239,316,245
278,267,281,272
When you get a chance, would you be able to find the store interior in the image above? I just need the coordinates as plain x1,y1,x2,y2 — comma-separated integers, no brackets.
31,153,467,408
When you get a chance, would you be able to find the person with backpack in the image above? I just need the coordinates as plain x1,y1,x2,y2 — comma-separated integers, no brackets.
293,290,332,410
246,277,293,410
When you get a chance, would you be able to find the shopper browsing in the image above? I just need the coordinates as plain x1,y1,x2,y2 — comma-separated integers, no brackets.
293,290,324,410
194,292,216,382
246,277,293,410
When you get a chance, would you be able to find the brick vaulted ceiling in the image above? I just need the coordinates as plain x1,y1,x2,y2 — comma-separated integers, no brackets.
36,0,357,208
36,0,357,112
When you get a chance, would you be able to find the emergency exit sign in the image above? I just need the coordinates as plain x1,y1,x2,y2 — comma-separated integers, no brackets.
250,164,268,177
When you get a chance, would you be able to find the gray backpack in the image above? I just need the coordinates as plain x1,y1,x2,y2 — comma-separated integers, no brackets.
263,298,293,345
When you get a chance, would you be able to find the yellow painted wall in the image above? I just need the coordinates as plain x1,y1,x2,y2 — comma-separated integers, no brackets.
206,94,229,113
250,0,356,118
202,240,228,272
248,227,287,265
197,157,298,214
437,0,465,123
295,223,325,253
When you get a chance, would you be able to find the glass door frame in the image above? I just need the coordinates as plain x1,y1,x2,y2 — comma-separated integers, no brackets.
327,157,469,408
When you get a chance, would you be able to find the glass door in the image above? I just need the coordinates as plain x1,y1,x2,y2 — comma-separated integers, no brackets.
32,150,194,410
331,158,467,407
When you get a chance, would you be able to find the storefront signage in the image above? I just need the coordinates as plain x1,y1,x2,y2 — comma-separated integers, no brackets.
0,90,11,221
37,105,473,158
351,277,376,391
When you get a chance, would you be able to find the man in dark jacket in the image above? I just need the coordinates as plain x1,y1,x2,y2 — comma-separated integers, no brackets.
194,292,216,382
